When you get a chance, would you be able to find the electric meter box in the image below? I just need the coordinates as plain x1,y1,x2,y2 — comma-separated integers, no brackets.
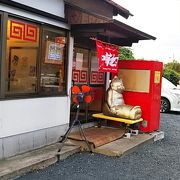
118,60,163,132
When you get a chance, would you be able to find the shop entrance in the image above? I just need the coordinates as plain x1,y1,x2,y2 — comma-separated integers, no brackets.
71,47,106,123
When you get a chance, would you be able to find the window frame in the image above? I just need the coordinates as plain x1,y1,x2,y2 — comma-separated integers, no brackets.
0,13,69,100
39,25,68,96
0,12,8,99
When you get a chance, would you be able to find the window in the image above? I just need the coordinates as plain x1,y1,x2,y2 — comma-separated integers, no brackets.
72,48,105,85
72,47,89,84
71,48,105,112
5,18,68,97
90,51,105,85
40,28,67,95
6,19,39,94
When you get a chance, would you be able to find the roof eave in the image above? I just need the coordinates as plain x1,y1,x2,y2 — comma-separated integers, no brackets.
104,0,133,19
71,20,156,47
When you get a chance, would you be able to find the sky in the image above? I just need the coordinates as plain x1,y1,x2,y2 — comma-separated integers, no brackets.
112,0,180,64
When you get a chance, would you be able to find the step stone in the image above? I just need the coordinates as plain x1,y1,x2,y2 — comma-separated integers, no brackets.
0,143,80,180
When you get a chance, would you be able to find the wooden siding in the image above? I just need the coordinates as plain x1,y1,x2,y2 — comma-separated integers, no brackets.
66,6,108,24
65,0,113,19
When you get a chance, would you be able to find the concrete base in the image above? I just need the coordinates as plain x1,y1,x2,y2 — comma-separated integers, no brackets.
0,143,80,180
0,122,97,179
0,124,69,159
94,132,159,157
68,130,164,157
0,128,164,180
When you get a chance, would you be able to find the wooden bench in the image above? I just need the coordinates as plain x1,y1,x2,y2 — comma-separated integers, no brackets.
92,113,143,126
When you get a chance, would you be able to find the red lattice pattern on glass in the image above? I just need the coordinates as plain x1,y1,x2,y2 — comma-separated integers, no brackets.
10,20,25,40
10,20,38,42
72,69,88,83
24,24,38,42
90,71,104,84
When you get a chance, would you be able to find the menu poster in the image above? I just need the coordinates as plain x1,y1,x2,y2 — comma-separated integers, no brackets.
75,53,83,69
45,41,64,64
91,56,98,70
9,47,37,92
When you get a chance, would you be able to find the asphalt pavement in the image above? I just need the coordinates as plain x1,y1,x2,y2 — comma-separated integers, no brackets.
16,112,180,180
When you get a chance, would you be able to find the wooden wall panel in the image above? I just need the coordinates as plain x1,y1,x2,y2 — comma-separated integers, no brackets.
66,7,108,24
65,0,113,18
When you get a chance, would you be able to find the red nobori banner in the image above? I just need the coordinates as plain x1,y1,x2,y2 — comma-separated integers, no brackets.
96,40,119,73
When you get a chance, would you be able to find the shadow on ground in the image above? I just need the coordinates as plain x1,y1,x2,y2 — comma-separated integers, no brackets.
164,111,180,115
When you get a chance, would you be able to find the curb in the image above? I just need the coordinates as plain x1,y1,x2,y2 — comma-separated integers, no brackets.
0,143,80,180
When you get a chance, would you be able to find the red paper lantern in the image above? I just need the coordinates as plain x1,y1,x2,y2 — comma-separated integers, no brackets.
81,84,91,93
72,96,78,104
84,95,92,104
71,85,80,94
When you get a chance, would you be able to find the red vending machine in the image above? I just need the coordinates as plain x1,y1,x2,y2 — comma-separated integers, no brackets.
118,60,163,132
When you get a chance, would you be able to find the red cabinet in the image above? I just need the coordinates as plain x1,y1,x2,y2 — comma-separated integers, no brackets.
118,60,163,132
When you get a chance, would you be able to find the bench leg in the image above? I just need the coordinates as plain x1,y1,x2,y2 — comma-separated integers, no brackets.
125,124,130,133
97,118,102,128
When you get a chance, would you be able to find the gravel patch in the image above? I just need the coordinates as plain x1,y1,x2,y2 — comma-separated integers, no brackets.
16,112,180,180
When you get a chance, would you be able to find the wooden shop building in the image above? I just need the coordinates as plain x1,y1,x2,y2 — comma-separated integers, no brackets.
0,0,155,159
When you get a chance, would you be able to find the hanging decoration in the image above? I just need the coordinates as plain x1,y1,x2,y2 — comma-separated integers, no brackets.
95,39,119,73
71,84,92,104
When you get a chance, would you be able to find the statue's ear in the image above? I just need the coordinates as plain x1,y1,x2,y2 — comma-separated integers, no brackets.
113,76,118,80
118,76,124,85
